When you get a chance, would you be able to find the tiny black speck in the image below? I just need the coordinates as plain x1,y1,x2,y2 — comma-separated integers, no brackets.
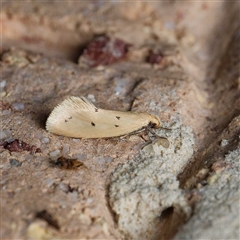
115,125,119,127
65,120,68,122
116,116,120,120
91,122,95,126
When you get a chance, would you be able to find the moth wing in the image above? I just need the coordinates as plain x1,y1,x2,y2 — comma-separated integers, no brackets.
46,96,152,138
78,96,97,109
64,96,97,111
46,96,97,136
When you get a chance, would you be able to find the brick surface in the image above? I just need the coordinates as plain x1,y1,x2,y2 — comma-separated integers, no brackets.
1,1,239,239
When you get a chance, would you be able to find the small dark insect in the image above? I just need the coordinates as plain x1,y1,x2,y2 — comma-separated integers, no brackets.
116,116,120,120
36,210,59,230
91,122,95,126
115,125,119,127
50,157,83,170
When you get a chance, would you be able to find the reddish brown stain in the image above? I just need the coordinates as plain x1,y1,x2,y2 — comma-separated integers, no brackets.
146,51,164,64
1,139,41,154
81,35,131,67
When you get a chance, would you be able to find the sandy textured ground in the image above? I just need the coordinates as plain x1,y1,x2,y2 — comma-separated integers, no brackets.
1,1,240,239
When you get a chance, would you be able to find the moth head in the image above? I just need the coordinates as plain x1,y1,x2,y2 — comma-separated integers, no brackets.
149,115,161,129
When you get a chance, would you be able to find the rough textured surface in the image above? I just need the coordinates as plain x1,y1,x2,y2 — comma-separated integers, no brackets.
175,146,240,239
109,124,194,239
1,1,240,240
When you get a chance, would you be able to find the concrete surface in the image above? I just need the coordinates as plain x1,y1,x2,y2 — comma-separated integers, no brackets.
1,1,239,239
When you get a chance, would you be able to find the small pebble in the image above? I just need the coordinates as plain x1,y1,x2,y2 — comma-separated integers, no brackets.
87,94,96,102
41,137,50,144
9,159,22,167
62,145,70,155
0,131,7,140
58,183,69,193
221,139,228,147
2,109,11,115
34,132,43,139
49,149,61,158
97,156,113,165
12,102,25,111
0,80,6,89
73,153,87,161
43,178,54,188
0,129,12,140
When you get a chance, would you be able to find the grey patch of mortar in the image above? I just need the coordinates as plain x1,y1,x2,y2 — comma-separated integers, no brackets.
174,147,240,240
109,116,194,240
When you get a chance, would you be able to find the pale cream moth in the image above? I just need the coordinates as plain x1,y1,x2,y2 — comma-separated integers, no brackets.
46,96,161,138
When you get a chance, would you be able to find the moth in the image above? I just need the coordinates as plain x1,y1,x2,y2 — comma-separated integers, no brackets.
46,96,161,138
